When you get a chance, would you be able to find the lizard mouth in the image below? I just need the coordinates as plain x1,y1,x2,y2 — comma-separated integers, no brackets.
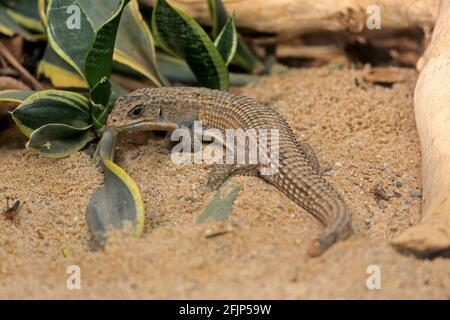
110,120,178,132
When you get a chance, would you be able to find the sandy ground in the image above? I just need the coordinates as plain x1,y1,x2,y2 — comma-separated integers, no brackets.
0,67,449,299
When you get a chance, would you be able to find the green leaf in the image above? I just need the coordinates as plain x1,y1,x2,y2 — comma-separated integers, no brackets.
46,0,162,88
113,0,164,86
46,0,97,77
156,52,260,86
197,179,241,223
84,0,130,89
156,52,196,84
37,46,129,100
37,46,88,89
93,127,117,162
207,0,260,72
110,81,129,104
86,155,145,246
0,90,35,104
27,123,95,157
90,78,112,128
11,90,91,137
0,4,38,41
46,0,126,85
233,34,260,72
82,0,130,129
207,0,227,39
38,0,48,28
47,0,131,129
214,16,237,65
2,0,45,33
152,0,229,90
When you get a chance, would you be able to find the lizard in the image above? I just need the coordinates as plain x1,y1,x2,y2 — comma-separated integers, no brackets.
107,87,352,256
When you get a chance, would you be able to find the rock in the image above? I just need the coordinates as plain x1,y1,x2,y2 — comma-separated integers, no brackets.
410,189,422,199
394,180,403,188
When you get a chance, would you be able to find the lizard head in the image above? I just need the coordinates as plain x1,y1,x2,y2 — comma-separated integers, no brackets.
107,89,178,132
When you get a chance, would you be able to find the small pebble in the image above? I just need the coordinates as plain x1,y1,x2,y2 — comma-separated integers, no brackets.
410,189,422,198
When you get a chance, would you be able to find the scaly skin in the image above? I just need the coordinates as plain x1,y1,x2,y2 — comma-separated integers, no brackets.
107,87,352,256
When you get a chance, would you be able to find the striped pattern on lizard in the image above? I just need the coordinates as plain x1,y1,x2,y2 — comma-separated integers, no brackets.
107,87,352,256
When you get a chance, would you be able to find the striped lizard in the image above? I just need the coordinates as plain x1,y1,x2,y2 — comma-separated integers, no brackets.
107,87,352,256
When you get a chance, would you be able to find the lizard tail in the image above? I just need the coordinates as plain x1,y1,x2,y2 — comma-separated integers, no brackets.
265,166,353,257
307,197,352,257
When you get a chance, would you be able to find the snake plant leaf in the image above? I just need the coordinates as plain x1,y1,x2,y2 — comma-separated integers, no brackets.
46,0,127,83
0,4,37,41
156,52,196,84
233,34,261,72
11,90,91,137
156,52,260,86
83,0,130,90
86,155,145,246
197,179,241,223
27,123,94,157
47,0,130,129
207,0,260,72
46,0,96,77
110,81,129,104
38,0,48,28
207,0,228,39
90,78,112,129
93,127,117,162
113,0,164,86
1,0,45,33
89,79,129,131
82,0,130,128
0,90,35,104
37,46,87,89
152,0,229,90
214,16,237,66
37,47,129,100
46,0,162,88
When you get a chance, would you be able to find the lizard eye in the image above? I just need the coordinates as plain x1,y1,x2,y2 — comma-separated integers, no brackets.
128,104,145,118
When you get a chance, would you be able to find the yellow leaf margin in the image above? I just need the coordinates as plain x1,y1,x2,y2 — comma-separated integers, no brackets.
101,157,145,238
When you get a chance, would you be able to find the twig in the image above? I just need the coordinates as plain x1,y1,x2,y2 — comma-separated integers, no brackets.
0,40,44,90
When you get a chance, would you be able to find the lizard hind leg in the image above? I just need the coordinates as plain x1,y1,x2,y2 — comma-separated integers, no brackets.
206,164,260,191
298,142,321,175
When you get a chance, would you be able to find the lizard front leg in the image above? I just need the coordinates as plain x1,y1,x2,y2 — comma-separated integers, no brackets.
198,127,261,190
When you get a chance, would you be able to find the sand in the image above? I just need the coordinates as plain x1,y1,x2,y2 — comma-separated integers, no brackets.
0,67,449,299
